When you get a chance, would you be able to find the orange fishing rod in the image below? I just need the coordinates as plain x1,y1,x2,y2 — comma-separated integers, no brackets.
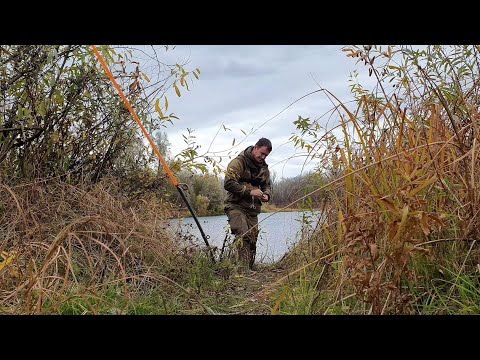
90,45,215,262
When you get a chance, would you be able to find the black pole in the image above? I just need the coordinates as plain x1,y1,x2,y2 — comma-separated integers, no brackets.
91,47,216,263
219,233,229,261
176,185,216,262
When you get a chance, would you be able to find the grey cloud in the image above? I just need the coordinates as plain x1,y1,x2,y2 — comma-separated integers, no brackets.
221,59,275,78
144,45,365,178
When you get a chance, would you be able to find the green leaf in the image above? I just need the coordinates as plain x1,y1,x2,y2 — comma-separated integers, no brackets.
164,96,169,112
17,106,24,120
54,90,64,105
271,287,288,315
388,65,401,71
51,132,60,143
155,98,164,118
174,82,181,97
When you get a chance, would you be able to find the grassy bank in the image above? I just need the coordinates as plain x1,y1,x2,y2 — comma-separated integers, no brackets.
0,179,291,314
263,45,480,314
1,173,478,314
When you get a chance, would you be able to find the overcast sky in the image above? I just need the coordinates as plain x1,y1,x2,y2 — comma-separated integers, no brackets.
139,45,374,179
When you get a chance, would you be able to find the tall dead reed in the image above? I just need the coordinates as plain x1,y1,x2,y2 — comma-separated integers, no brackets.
0,178,188,314
284,45,480,314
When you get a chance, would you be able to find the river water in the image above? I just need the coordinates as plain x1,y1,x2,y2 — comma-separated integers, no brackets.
167,211,320,263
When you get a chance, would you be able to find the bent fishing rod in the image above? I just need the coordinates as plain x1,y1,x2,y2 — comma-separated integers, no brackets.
91,45,215,262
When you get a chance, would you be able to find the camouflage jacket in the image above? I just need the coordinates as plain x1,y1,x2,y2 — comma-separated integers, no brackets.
224,145,272,213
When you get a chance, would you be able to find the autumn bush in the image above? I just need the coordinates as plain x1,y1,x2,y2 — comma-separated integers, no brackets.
280,45,480,314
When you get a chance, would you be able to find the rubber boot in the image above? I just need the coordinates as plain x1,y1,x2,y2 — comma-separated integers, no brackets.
248,241,257,270
233,238,250,272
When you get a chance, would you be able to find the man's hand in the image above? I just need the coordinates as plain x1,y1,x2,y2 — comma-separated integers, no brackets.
261,194,269,202
250,188,263,199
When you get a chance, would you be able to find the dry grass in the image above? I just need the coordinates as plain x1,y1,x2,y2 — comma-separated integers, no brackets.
0,177,192,314
275,45,480,314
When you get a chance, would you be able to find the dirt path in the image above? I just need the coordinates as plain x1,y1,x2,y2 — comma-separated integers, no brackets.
216,264,289,314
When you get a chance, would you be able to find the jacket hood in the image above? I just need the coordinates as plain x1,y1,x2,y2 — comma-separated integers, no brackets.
240,145,268,169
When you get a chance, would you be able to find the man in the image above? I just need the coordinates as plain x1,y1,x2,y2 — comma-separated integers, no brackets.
224,138,272,270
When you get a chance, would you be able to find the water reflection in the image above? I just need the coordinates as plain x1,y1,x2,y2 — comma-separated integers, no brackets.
167,211,320,263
